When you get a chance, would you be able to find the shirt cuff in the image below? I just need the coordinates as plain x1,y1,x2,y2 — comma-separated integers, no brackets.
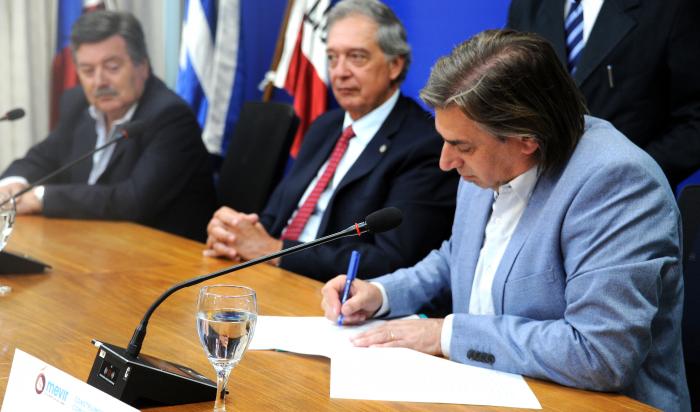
370,281,390,317
0,176,29,187
33,185,45,203
441,314,454,358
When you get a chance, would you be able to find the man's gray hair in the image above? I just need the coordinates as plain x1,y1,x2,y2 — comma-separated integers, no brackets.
421,29,587,175
328,0,411,84
70,10,149,66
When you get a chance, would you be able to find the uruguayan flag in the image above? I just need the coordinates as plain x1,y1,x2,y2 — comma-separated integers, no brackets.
177,0,241,155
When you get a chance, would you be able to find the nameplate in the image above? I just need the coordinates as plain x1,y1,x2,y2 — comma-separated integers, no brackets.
1,348,137,412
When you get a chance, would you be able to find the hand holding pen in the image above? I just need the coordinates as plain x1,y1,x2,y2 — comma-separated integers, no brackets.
337,250,361,326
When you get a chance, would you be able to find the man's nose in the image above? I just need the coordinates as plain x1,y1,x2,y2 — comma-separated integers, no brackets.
439,143,458,171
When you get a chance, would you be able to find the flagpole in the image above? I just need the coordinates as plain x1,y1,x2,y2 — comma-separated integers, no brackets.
263,0,296,102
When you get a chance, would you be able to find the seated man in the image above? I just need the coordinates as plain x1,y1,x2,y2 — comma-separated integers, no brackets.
321,30,689,411
205,0,457,281
0,11,216,241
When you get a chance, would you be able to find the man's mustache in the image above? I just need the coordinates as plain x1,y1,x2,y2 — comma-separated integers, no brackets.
94,87,118,98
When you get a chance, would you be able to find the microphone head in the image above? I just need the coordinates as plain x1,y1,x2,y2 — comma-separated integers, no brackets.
117,120,148,138
365,207,403,233
3,108,25,121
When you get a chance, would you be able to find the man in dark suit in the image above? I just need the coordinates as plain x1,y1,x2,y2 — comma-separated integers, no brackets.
205,0,457,281
507,0,700,188
0,11,216,241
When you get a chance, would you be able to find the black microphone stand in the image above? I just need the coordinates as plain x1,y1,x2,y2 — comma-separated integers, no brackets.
87,207,401,407
87,223,369,407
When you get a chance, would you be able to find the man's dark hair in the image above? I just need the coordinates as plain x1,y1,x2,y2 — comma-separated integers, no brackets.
420,29,587,174
70,10,149,65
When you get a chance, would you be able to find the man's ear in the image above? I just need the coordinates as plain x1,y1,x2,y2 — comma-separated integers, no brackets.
519,136,540,156
389,56,405,82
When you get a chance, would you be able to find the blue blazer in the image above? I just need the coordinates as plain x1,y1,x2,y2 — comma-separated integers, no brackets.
259,95,458,281
376,117,689,411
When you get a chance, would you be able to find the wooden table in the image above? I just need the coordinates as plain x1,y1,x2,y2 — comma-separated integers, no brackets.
0,216,655,411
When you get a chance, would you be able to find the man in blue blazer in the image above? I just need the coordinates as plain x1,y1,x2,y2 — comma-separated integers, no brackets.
204,0,457,281
322,30,689,411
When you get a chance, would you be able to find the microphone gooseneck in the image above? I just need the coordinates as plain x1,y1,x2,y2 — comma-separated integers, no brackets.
125,207,403,358
0,120,147,208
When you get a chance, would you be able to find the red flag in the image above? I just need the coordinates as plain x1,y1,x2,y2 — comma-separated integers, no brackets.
50,0,104,129
272,0,330,157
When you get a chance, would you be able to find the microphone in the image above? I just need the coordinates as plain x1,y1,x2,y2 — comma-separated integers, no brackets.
0,120,147,209
0,108,25,121
87,207,403,407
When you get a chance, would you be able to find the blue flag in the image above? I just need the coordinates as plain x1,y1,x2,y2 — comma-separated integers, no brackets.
177,0,243,155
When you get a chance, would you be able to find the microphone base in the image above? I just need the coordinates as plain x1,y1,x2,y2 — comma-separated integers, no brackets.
0,250,51,274
87,340,217,408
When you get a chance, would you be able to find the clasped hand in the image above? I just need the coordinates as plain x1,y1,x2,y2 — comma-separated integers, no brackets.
204,206,282,262
321,275,444,356
0,182,41,214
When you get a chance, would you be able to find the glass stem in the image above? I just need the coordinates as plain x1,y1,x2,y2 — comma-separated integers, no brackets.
213,367,231,412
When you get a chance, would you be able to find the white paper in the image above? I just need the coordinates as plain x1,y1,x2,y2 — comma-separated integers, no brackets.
331,347,541,409
249,316,541,408
249,316,389,357
1,348,138,412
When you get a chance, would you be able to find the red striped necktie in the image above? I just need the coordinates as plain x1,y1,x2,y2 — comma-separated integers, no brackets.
281,125,356,241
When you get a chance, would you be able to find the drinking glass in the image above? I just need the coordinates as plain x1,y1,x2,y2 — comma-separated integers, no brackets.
0,192,15,251
0,193,15,296
197,285,257,411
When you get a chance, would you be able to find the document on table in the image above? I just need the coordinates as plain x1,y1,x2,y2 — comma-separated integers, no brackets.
248,315,390,357
249,316,541,409
332,347,541,409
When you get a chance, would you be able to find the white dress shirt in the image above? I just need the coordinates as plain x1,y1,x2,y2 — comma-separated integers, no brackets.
291,90,400,242
564,0,604,44
440,166,539,357
87,104,138,184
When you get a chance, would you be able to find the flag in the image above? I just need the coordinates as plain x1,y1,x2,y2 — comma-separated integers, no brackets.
50,0,105,129
177,0,242,155
50,0,83,129
271,0,331,157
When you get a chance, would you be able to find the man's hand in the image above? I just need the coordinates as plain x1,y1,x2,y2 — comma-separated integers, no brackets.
1,183,42,215
351,318,445,356
204,206,282,262
0,182,27,197
15,191,42,214
321,276,383,325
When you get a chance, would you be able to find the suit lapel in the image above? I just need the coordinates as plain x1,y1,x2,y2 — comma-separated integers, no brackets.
490,173,556,314
535,1,568,66
280,123,342,222
316,97,406,232
460,188,495,309
72,116,97,182
574,0,639,86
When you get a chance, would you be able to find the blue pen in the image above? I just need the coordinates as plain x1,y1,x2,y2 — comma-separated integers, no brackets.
337,250,361,326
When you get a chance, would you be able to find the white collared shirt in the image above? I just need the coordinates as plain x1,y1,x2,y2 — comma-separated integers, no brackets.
564,0,604,43
441,166,539,357
292,90,400,242
87,104,138,184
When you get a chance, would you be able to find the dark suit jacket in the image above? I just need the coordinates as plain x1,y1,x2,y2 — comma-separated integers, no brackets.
260,95,458,281
1,76,216,241
508,0,700,187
